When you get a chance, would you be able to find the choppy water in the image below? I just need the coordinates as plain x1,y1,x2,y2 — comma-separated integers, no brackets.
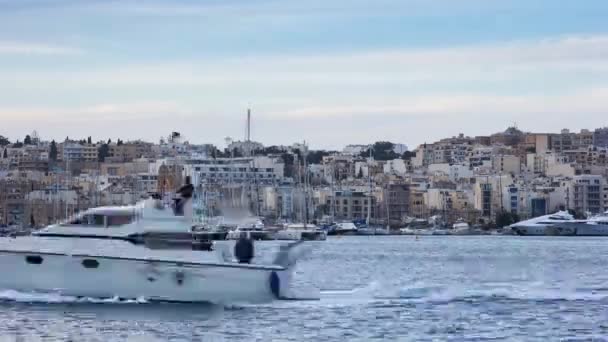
2,236,608,341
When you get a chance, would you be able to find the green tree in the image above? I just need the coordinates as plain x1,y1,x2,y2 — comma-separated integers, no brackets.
24,135,32,145
262,146,285,155
117,139,124,146
401,151,416,160
306,150,330,165
2,148,7,159
12,140,23,148
87,136,92,145
0,135,10,146
98,143,110,162
357,167,364,178
281,153,295,178
361,141,400,161
495,211,520,228
49,140,58,161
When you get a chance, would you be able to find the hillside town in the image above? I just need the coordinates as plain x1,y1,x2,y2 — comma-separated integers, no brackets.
1,124,608,232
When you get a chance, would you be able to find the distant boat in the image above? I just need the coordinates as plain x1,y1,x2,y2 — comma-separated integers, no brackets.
226,221,273,241
275,223,327,241
549,211,608,236
327,222,358,236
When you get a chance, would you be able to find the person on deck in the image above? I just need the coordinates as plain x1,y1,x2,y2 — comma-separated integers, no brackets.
234,233,254,264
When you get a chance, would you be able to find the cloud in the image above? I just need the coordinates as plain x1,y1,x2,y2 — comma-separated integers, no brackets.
81,0,440,18
0,41,83,55
263,87,608,119
0,101,190,121
2,34,608,148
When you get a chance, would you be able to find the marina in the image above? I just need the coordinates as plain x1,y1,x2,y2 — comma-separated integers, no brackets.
1,0,607,339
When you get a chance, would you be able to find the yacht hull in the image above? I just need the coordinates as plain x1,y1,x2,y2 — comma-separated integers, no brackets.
0,250,289,304
550,222,608,236
511,225,548,236
226,231,274,241
275,230,327,241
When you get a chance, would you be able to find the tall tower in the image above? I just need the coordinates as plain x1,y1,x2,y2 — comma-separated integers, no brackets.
247,108,251,143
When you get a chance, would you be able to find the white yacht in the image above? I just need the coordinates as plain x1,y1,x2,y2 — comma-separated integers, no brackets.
550,211,608,236
451,220,472,235
275,223,327,241
510,211,575,236
328,222,358,236
227,220,273,241
0,182,305,304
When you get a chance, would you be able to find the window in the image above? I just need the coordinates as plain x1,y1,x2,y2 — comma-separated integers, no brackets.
89,215,105,227
26,255,43,264
107,215,133,227
82,259,99,269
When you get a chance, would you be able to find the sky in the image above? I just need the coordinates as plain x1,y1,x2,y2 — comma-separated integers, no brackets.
1,0,608,150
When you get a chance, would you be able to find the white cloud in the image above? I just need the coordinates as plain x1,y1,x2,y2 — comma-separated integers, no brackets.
264,87,608,119
2,34,608,148
0,101,190,121
0,41,83,55
4,34,608,88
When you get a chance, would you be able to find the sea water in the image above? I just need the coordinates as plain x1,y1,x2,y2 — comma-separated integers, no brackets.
1,236,608,341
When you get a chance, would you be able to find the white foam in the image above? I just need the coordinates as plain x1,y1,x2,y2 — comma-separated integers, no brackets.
0,289,148,304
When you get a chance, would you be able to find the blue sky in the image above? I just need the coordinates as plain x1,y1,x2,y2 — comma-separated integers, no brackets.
1,0,608,149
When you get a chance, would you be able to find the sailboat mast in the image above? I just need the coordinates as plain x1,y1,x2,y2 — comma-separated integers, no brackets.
367,145,372,226
303,143,309,227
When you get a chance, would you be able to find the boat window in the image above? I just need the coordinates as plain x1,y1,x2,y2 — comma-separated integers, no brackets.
88,215,106,227
25,255,43,265
82,259,99,269
106,215,133,227
68,216,85,225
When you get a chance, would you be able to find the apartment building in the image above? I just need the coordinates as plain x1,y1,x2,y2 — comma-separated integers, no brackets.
568,175,606,215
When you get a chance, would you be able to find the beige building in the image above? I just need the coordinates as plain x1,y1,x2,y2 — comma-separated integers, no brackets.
492,154,521,175
474,175,513,219
550,129,594,153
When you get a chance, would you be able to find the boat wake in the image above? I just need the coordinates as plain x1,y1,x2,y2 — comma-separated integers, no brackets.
2,281,607,308
0,289,149,304
270,281,608,308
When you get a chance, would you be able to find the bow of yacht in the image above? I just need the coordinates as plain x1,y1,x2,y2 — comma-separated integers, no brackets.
0,182,307,304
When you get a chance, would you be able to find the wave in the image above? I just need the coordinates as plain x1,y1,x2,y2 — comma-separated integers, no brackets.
1,282,606,308
383,282,608,304
0,289,148,304
312,281,608,306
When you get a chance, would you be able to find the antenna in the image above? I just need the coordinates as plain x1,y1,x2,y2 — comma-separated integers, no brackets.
247,108,251,143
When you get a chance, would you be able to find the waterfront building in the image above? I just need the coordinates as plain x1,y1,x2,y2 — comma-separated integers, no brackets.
185,156,284,187
567,175,606,215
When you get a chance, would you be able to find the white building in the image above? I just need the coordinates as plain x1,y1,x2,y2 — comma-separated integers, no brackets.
343,145,367,155
383,159,407,176
136,173,159,195
185,156,284,187
428,163,473,182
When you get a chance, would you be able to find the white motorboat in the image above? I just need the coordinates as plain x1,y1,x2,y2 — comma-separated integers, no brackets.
275,223,327,241
226,221,274,241
510,211,576,236
399,227,417,235
550,211,608,236
451,220,472,235
0,181,306,304
328,222,358,236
